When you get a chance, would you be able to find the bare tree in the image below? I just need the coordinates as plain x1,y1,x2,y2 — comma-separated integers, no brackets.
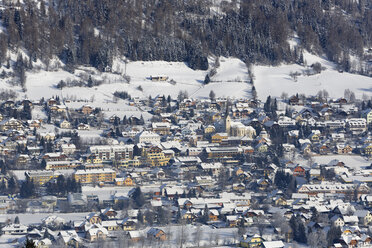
308,230,327,248
193,225,203,247
177,222,188,248
281,92,288,100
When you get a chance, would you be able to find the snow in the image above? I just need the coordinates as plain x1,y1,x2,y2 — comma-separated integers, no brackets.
254,51,372,100
4,212,90,226
312,155,371,170
212,57,249,82
0,50,369,116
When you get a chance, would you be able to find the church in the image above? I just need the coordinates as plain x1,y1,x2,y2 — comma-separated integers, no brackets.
225,115,256,139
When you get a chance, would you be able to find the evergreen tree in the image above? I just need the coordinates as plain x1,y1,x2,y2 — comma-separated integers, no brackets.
137,210,144,224
132,187,145,208
122,115,128,125
201,204,209,224
204,74,210,84
327,226,341,246
264,96,272,113
209,90,216,101
20,178,35,198
24,238,36,248
289,215,307,243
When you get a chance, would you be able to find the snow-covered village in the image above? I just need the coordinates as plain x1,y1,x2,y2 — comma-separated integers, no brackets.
0,54,372,248
0,0,372,248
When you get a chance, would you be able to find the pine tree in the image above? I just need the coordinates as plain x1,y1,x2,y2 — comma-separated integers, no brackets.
25,238,36,248
132,187,145,208
327,226,341,246
209,90,216,101
204,74,210,84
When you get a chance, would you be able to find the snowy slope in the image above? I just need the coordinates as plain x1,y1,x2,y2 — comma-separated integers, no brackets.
254,51,372,100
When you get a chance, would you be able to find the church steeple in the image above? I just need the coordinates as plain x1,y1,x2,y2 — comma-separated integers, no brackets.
225,115,231,135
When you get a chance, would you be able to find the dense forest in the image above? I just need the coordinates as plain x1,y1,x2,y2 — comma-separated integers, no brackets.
0,0,371,74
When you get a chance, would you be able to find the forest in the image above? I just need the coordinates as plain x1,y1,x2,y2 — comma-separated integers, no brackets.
0,0,370,74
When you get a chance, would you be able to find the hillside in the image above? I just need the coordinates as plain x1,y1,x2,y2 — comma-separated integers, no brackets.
0,0,370,74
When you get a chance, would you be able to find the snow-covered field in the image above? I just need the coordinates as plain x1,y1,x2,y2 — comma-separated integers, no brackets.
0,50,370,120
2,212,90,226
254,51,372,100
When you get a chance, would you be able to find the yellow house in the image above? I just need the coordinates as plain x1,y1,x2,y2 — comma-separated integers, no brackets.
204,125,216,134
86,155,103,164
25,171,55,185
115,177,134,186
74,169,116,184
144,146,170,167
118,158,141,167
362,211,372,225
255,143,268,153
234,168,244,176
240,234,263,248
362,109,372,124
363,144,372,156
274,196,287,206
212,113,221,121
212,133,228,143
308,132,320,142
102,221,121,231
121,219,137,231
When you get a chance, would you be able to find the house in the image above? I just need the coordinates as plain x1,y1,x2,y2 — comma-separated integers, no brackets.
204,125,216,134
240,234,264,248
115,176,134,186
86,226,108,242
120,218,137,231
0,118,23,131
25,170,56,185
255,143,268,153
152,122,171,135
34,238,52,248
330,215,345,227
147,227,167,241
354,210,372,226
77,123,90,130
127,231,143,242
61,143,76,154
86,213,102,225
289,95,300,105
58,230,81,247
81,105,93,115
74,168,116,184
144,146,170,166
60,120,71,129
211,133,228,144
293,165,306,177
263,241,285,248
100,208,118,220
226,215,239,227
361,108,372,124
208,209,219,221
362,143,372,156
88,144,134,161
1,224,28,235
102,220,121,231
336,144,352,154
150,75,168,81
135,131,160,144
27,120,41,129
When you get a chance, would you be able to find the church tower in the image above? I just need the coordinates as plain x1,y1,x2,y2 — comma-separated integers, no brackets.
225,115,231,135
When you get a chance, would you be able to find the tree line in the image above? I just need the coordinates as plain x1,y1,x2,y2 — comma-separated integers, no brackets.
0,0,369,74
